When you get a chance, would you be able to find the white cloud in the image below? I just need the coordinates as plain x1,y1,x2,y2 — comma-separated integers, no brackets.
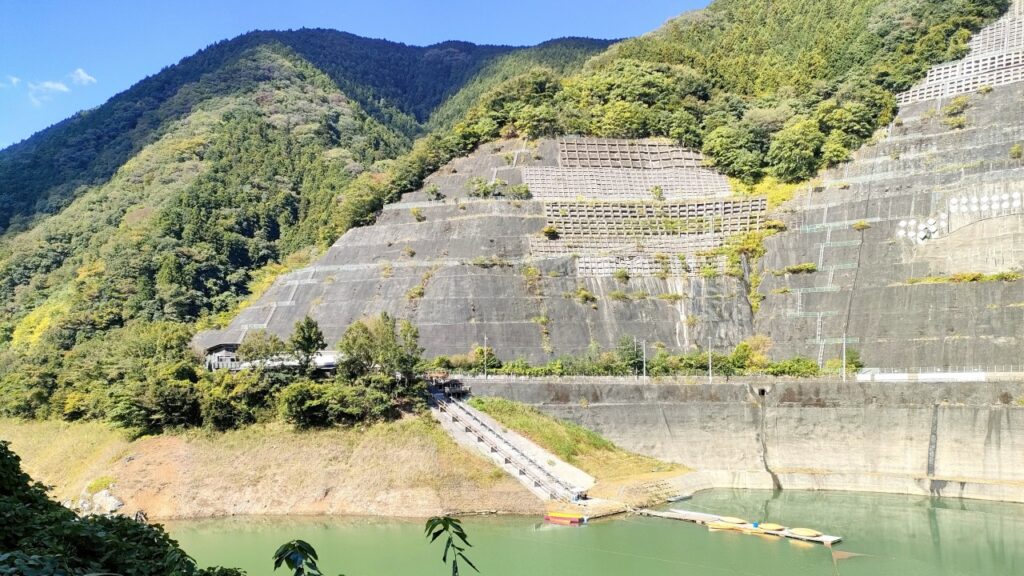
0,75,20,88
70,68,96,86
33,80,69,93
27,80,70,106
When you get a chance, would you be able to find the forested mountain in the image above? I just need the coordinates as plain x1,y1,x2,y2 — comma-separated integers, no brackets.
0,31,607,423
0,30,609,232
0,0,1013,431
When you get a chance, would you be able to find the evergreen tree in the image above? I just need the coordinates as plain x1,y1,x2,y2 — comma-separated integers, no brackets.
289,316,326,375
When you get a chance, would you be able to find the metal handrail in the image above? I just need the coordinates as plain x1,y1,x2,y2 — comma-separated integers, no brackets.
435,395,580,500
446,399,578,495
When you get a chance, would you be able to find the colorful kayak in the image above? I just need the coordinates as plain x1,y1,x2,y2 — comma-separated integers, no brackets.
544,512,587,526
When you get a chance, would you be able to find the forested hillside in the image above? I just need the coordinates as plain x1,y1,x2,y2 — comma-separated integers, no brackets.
447,0,1010,183
0,30,606,425
0,30,608,233
321,0,1011,257
0,0,1014,432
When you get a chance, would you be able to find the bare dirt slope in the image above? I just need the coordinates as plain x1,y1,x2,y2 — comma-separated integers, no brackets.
0,416,543,519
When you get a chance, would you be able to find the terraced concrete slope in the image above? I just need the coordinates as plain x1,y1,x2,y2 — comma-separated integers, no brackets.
201,1,1024,371
197,138,766,361
757,0,1024,370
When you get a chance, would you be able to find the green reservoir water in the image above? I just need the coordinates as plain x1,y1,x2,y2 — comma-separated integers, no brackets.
167,489,1024,576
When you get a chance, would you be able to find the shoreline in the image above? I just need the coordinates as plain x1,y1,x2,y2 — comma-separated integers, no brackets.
5,375,1024,523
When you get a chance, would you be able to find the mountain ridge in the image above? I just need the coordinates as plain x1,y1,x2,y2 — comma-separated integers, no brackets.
0,29,611,233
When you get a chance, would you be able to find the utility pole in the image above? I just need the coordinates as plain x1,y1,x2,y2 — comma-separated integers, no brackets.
707,336,713,385
634,336,639,379
483,333,488,380
842,333,847,382
642,339,647,383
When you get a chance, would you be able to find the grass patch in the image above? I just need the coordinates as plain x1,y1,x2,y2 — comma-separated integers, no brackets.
468,398,610,464
0,419,131,503
406,268,436,300
731,176,803,209
564,286,597,304
776,262,818,275
86,475,116,494
468,398,678,480
609,290,630,302
469,255,511,269
905,271,1023,285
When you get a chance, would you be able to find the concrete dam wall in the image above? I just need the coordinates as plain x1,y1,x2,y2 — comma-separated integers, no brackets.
470,378,1024,503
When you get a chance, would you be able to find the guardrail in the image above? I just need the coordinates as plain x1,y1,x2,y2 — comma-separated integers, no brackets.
452,370,1024,385
448,399,580,498
867,366,1024,374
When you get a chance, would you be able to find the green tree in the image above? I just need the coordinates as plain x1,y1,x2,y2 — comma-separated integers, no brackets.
767,118,826,182
597,101,650,138
702,125,764,183
337,313,423,394
289,316,327,375
237,329,288,371
821,130,853,167
278,379,331,428
615,336,643,375
818,101,874,139
663,109,702,147
514,103,561,138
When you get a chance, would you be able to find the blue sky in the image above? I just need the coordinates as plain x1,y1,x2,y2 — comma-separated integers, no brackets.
0,0,708,149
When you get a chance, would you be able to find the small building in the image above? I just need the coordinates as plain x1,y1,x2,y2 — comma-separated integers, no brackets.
204,343,241,371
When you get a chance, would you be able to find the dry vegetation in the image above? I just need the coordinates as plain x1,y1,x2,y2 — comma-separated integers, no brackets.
0,416,542,519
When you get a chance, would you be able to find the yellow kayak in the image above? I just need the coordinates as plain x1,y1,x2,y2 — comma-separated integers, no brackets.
759,523,786,531
790,527,823,538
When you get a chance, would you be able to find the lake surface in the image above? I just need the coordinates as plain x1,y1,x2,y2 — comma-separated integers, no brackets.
167,489,1024,576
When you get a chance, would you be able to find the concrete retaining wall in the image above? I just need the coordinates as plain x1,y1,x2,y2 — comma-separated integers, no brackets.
469,377,1024,502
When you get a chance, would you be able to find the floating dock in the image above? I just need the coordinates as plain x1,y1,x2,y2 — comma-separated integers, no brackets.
637,508,842,546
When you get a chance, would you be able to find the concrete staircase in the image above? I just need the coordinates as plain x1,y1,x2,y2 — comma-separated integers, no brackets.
430,393,593,502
